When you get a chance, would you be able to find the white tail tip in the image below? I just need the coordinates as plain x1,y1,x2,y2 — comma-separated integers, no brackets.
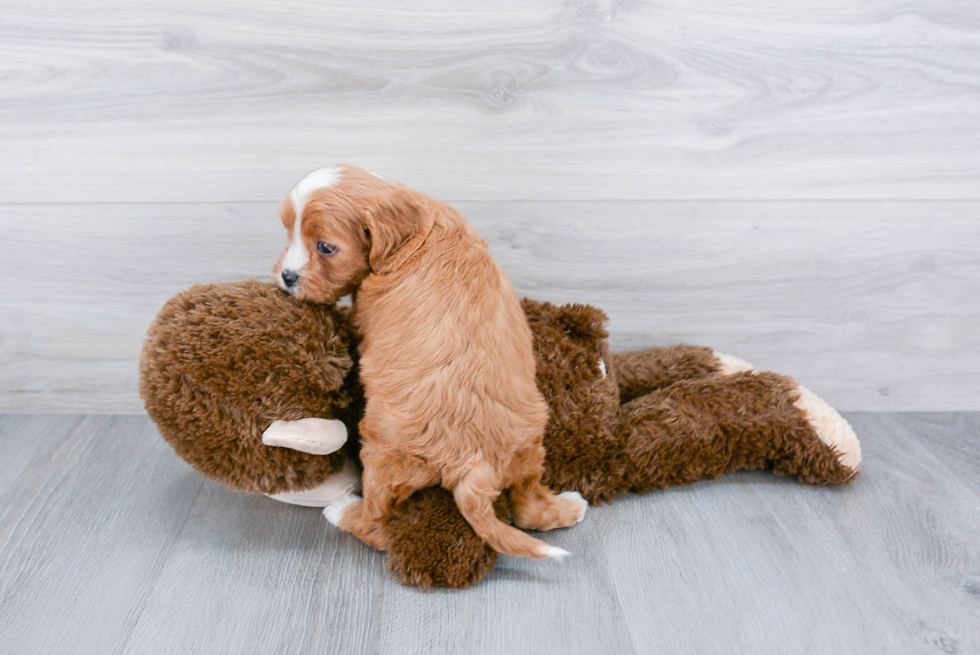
539,545,572,561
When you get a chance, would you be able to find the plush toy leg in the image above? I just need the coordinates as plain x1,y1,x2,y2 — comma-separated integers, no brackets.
619,371,861,491
267,456,362,507
609,345,744,403
262,417,348,455
792,384,862,472
384,487,500,589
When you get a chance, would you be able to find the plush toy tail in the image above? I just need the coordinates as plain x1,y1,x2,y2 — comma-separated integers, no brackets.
452,473,568,560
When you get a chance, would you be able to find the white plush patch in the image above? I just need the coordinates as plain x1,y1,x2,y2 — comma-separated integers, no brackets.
793,384,862,471
279,166,344,290
539,545,571,560
598,358,607,379
323,494,361,526
713,350,755,375
557,490,588,524
262,417,348,455
267,457,362,507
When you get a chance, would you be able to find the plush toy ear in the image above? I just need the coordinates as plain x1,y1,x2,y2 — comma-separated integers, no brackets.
553,303,609,342
361,188,435,274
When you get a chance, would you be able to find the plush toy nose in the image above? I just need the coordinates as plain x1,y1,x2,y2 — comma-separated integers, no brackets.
281,270,300,287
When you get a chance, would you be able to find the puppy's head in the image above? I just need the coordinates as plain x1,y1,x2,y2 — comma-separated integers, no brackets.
273,165,433,304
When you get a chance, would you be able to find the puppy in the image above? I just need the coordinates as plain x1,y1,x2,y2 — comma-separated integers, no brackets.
273,165,587,559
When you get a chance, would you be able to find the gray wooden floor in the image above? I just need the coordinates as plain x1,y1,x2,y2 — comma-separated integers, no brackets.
1,414,977,654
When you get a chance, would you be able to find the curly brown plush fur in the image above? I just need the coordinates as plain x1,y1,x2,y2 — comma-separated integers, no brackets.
384,487,507,589
140,279,363,494
140,281,860,589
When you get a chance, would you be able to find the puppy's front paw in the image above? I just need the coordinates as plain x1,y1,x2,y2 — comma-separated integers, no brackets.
323,494,361,527
262,418,348,455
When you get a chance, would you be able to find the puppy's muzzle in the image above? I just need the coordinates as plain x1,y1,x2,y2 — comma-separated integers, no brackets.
281,269,300,289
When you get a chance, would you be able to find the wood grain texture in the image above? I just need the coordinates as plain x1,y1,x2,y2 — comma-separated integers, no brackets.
121,483,389,655
0,416,205,655
0,415,81,496
2,0,978,411
0,413,978,654
1,201,977,412
1,0,979,203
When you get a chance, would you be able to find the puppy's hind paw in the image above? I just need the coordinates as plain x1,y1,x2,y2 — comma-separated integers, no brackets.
556,491,588,524
323,494,361,527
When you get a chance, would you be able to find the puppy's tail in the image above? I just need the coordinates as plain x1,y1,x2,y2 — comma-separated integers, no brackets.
452,468,568,560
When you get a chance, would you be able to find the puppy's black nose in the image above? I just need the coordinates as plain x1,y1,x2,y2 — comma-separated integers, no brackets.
281,270,300,287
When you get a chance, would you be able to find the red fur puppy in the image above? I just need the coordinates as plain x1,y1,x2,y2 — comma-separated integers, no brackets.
273,165,587,559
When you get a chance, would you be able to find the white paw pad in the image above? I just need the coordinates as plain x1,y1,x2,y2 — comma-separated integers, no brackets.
557,490,588,524
323,494,361,527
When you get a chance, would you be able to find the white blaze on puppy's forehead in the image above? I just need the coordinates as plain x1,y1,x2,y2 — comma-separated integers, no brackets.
281,166,344,275
290,166,344,213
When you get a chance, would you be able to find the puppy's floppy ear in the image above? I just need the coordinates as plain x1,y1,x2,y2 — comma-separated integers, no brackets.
361,188,434,274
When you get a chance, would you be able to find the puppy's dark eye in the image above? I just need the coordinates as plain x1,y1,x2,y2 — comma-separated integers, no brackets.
317,241,338,256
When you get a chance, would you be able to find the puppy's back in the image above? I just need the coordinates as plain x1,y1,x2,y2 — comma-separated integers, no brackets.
355,204,546,457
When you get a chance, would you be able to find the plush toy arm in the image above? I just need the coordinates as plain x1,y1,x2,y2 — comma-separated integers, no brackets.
619,370,861,491
267,456,362,507
262,419,358,507
609,345,745,404
262,418,348,455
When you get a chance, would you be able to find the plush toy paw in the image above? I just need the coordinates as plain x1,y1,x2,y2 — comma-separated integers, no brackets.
262,417,348,455
793,384,862,472
323,494,362,527
712,350,756,376
266,457,362,507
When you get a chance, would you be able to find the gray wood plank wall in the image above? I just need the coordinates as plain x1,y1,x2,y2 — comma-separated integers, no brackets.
2,0,979,412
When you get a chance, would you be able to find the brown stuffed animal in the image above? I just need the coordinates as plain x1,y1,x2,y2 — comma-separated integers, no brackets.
140,280,860,589
139,279,364,503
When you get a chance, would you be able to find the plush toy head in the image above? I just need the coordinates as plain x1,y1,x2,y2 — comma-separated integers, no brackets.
139,279,363,495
